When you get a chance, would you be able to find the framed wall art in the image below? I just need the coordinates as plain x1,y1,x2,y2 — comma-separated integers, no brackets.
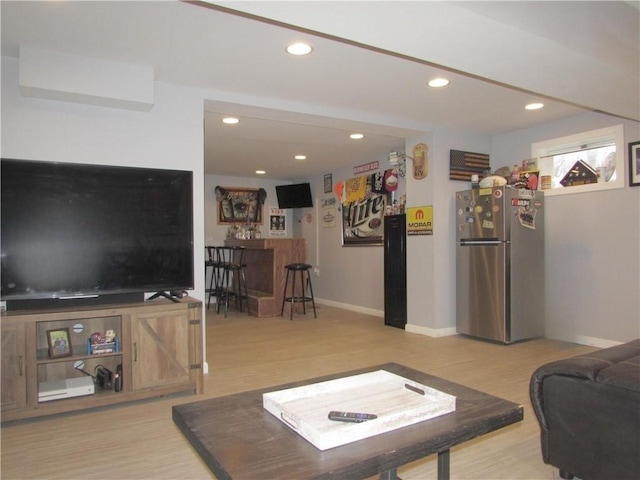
269,206,286,236
215,186,266,224
629,141,640,187
324,173,332,194
449,149,490,181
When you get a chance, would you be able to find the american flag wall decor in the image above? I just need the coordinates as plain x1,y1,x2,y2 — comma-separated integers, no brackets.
449,150,490,181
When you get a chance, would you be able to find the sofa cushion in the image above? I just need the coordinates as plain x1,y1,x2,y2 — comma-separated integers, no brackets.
597,355,640,393
584,339,640,363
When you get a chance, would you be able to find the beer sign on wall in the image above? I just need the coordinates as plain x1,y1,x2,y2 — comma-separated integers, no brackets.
341,170,393,246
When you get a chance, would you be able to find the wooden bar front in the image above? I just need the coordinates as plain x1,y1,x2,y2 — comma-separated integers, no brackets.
224,238,306,317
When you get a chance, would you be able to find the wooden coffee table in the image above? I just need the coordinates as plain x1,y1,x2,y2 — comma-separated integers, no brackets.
172,363,523,480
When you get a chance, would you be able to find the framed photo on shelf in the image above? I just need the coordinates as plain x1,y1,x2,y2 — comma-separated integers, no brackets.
629,141,640,187
46,328,72,358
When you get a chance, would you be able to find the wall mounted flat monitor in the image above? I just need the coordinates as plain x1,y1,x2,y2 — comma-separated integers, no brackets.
275,183,313,209
1,158,194,310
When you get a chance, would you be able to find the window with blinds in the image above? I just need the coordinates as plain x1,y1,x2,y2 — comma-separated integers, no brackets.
532,125,625,196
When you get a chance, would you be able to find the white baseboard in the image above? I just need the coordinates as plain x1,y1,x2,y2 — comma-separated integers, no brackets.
406,323,458,337
314,298,383,317
315,299,458,338
575,336,624,349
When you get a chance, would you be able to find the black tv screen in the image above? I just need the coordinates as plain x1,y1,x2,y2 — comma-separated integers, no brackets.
276,183,313,209
1,159,194,308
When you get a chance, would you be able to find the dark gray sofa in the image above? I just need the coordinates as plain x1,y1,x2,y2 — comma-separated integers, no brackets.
530,339,640,480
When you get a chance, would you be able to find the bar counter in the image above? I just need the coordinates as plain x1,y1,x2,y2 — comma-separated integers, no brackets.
224,238,307,317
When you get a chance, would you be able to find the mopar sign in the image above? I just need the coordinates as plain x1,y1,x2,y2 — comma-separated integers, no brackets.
407,206,434,235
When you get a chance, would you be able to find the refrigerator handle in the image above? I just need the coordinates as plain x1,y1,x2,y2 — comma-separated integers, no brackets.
460,238,504,246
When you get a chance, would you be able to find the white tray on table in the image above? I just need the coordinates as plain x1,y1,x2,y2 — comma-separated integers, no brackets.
263,369,456,450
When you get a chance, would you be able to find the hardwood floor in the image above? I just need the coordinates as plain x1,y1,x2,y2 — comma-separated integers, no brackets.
1,304,596,479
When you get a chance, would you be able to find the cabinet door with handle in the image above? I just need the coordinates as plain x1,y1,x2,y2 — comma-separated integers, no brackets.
130,309,193,391
1,321,27,412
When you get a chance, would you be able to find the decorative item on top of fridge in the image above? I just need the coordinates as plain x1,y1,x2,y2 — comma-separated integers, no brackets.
473,159,539,191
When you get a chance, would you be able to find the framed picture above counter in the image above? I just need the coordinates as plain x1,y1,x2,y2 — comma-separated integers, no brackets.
215,186,266,224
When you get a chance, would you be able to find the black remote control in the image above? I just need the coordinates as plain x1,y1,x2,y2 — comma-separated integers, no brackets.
328,411,377,423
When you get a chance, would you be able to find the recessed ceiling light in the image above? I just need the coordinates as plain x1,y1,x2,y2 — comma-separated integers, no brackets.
428,77,450,88
286,42,313,56
350,133,364,140
222,117,239,124
525,103,544,110
256,170,266,175
295,155,307,160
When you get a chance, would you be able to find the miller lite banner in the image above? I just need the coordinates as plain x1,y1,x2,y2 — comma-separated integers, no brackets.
407,206,433,235
341,171,394,246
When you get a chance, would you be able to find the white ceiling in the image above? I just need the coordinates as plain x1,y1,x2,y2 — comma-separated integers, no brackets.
2,1,638,180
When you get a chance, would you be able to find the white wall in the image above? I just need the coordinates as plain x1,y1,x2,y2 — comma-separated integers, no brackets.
301,163,394,315
493,112,640,345
405,131,492,335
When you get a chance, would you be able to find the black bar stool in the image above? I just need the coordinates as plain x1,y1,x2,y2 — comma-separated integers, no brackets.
215,246,250,317
281,263,316,319
205,246,221,310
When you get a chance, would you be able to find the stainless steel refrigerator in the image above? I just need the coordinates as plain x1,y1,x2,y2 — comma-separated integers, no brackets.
455,187,544,343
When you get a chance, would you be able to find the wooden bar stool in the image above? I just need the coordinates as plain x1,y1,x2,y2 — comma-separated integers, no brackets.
280,263,316,319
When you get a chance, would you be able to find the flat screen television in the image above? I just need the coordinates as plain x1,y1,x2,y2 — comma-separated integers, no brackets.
275,182,313,209
1,159,194,310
